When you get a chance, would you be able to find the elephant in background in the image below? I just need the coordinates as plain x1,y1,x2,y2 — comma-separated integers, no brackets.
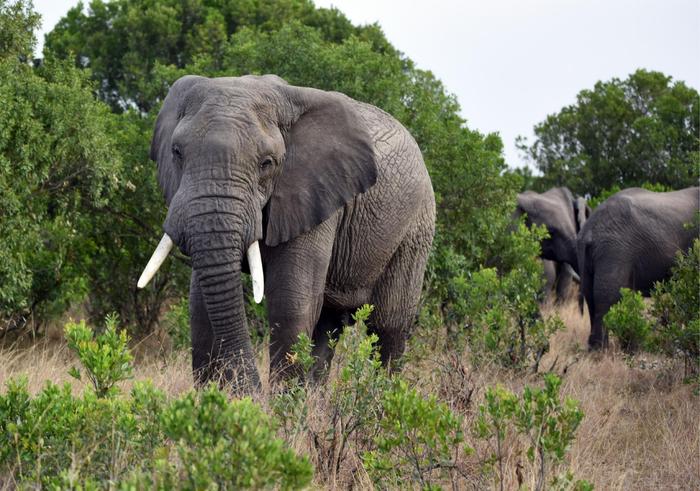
578,186,699,349
138,75,436,391
515,187,590,302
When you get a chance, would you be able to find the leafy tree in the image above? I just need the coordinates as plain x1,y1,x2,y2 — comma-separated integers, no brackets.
517,69,700,196
79,109,190,334
0,3,122,334
44,0,391,112
0,0,39,62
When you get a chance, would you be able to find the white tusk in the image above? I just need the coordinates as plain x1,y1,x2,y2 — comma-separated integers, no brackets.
564,263,580,284
246,241,264,303
137,234,174,289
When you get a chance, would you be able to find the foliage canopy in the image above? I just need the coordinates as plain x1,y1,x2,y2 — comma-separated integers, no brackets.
517,69,699,196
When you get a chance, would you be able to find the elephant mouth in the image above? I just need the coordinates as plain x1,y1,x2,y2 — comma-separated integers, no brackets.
136,233,264,303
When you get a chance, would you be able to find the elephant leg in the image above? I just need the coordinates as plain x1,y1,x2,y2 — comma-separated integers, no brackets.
555,262,573,303
542,259,557,300
189,271,216,386
588,263,629,349
370,222,433,368
264,217,338,384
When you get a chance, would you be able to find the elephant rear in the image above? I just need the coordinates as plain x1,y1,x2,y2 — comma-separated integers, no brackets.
578,186,699,348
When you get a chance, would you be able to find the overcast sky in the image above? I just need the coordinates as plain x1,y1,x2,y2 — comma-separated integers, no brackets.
34,0,700,168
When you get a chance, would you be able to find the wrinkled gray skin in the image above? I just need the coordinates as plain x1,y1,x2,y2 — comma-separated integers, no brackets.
579,187,699,349
150,75,435,390
515,187,590,302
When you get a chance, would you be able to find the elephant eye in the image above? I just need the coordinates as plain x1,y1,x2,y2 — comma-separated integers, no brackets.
171,144,183,160
259,156,274,169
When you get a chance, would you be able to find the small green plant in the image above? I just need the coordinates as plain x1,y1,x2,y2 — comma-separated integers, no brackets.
363,379,467,490
425,222,564,372
312,304,392,480
474,374,589,491
474,384,518,491
288,332,316,374
604,288,653,353
271,333,315,440
64,313,133,397
163,297,190,351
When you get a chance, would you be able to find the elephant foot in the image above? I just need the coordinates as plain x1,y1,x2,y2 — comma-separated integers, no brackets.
587,333,609,351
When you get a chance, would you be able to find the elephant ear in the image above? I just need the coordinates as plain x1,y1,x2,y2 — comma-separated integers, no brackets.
150,75,206,205
264,89,377,247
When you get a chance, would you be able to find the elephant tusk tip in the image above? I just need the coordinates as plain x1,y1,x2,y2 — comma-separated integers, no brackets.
136,277,149,289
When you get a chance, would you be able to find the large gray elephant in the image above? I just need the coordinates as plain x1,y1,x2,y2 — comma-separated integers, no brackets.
515,187,590,301
578,187,699,349
137,75,436,390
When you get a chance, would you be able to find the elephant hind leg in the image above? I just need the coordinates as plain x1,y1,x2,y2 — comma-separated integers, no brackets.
369,220,433,369
589,264,630,350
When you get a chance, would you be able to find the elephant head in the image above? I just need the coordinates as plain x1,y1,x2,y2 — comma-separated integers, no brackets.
516,187,590,275
137,75,377,389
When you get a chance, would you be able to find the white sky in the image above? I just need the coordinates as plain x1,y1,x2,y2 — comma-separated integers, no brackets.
34,0,700,168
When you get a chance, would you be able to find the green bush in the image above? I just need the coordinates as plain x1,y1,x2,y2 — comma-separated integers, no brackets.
312,305,391,479
426,222,563,371
0,51,122,334
651,239,700,377
604,288,653,353
153,386,313,490
65,313,134,397
474,374,589,491
0,316,313,489
0,377,167,488
363,379,467,490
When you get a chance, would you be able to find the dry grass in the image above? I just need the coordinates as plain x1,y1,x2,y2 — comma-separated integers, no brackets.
0,301,698,490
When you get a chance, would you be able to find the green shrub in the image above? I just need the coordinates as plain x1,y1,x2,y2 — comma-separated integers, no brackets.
0,316,313,489
153,385,313,490
435,222,563,371
0,377,166,488
363,379,467,490
474,374,589,491
313,305,391,479
604,288,653,353
651,239,700,378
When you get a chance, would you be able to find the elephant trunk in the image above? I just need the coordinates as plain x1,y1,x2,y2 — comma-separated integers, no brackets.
188,212,261,392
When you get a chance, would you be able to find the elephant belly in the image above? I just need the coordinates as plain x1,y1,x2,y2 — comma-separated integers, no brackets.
323,101,435,311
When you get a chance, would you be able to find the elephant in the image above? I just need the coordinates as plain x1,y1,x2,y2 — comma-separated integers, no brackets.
137,74,436,391
578,186,699,349
515,187,590,302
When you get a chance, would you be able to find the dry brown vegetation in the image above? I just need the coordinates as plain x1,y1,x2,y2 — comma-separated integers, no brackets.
1,301,698,490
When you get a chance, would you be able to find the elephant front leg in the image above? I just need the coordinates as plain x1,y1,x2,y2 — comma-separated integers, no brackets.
264,217,338,385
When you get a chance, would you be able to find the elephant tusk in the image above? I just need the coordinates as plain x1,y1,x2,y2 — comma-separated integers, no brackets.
247,241,264,303
137,234,174,288
564,263,581,284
